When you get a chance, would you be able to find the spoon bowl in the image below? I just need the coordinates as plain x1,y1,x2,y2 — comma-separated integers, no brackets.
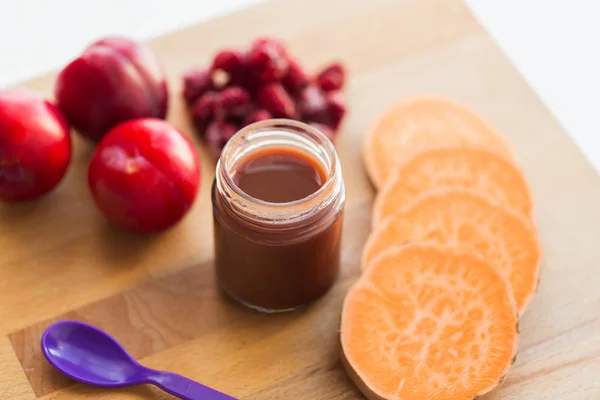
42,320,146,387
42,320,237,400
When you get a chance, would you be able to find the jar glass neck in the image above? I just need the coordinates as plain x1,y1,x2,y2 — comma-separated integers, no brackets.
215,119,343,229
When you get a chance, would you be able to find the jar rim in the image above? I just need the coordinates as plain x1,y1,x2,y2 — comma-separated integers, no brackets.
217,119,339,210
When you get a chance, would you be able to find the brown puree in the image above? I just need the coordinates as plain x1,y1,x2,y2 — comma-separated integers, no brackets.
212,146,343,312
233,148,327,203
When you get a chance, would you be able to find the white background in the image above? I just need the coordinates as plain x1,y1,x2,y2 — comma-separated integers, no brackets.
0,0,598,171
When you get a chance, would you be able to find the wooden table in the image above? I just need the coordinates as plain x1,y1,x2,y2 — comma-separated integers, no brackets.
2,0,600,398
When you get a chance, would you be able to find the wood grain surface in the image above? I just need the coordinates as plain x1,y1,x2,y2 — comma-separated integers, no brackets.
2,0,600,398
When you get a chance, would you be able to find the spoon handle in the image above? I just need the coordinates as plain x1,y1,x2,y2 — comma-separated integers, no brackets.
149,371,238,400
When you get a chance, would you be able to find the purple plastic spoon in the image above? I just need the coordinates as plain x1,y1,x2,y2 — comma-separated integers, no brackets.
41,320,237,400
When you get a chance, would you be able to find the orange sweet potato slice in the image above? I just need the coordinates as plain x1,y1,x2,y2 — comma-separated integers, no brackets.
363,96,513,188
342,243,519,400
372,146,532,227
363,189,541,314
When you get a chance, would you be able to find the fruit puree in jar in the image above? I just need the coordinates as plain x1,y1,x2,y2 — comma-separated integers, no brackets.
212,120,345,312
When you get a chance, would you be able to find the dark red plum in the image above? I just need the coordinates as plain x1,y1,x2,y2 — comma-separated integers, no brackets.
88,119,199,233
55,37,168,142
0,89,71,202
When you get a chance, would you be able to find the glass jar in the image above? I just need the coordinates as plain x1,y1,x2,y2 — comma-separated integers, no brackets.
212,119,345,312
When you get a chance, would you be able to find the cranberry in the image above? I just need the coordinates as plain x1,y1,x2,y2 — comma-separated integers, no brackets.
55,37,168,142
211,50,244,75
205,121,238,161
88,118,199,233
211,49,250,88
219,86,251,117
191,91,222,134
308,122,335,142
326,92,347,129
282,58,310,94
298,85,329,124
243,109,272,126
0,90,71,202
257,83,298,119
182,68,212,106
246,37,289,84
316,62,345,92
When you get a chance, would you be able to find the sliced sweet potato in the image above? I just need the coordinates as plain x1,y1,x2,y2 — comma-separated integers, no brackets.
363,96,513,188
372,146,532,227
342,243,519,400
362,189,541,315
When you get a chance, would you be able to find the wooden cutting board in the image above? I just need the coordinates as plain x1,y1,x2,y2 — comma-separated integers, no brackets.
2,0,600,398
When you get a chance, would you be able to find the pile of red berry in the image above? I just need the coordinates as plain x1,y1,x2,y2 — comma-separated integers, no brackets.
182,37,347,160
